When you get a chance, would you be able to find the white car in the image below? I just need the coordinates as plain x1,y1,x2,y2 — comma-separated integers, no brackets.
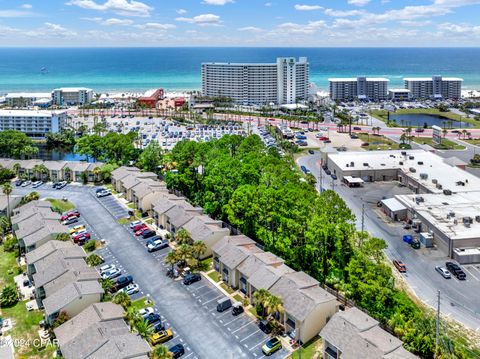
102,268,121,280
32,181,43,188
96,189,112,198
122,283,140,295
99,264,116,274
435,266,451,279
129,220,142,229
138,307,154,318
21,180,32,187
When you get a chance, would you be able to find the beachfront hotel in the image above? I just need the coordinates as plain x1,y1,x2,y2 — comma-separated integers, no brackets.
0,109,67,139
52,87,93,106
328,77,389,101
5,92,52,107
404,75,463,100
201,57,309,105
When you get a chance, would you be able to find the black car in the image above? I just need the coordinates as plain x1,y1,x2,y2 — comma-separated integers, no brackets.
232,303,244,316
183,273,201,285
350,134,359,139
14,179,24,186
445,262,466,280
141,230,156,239
331,174,338,180
152,320,165,332
145,313,162,325
258,320,272,334
112,275,133,292
169,344,185,358
325,169,332,175
308,149,314,155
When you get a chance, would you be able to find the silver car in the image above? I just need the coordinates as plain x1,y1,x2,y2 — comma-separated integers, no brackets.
435,266,451,279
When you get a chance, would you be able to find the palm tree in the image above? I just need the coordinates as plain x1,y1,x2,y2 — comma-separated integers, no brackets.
165,250,179,271
3,183,12,220
113,291,132,309
264,294,284,320
12,163,21,176
63,166,72,181
125,306,141,329
442,129,448,139
191,241,207,259
176,244,193,263
135,318,154,339
175,228,193,245
253,288,270,317
101,278,114,292
151,345,173,359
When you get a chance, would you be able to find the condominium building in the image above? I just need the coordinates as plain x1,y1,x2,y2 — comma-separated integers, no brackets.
52,87,93,106
329,77,389,101
404,76,463,99
0,110,67,138
201,57,309,105
5,92,52,107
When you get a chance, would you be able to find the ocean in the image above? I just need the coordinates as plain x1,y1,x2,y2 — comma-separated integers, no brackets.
0,47,479,93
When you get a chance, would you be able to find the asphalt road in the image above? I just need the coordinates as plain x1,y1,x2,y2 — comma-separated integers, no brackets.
13,184,288,359
298,154,480,331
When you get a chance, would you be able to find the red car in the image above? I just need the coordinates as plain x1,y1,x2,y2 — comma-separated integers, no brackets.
135,227,150,236
61,210,80,221
318,136,329,141
72,232,90,243
132,223,148,232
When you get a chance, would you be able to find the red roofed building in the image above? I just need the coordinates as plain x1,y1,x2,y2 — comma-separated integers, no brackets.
138,89,164,108
174,97,186,107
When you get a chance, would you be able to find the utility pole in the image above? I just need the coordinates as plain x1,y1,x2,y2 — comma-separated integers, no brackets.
361,203,365,232
436,290,440,350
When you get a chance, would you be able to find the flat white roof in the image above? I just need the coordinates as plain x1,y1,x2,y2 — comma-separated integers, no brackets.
381,198,406,213
0,109,66,117
280,104,308,110
329,78,389,82
389,89,410,93
143,89,160,97
6,92,51,98
328,149,480,194
404,77,463,82
53,87,93,92
344,176,364,183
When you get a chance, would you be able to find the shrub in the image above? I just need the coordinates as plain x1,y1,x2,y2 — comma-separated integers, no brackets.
55,233,71,242
3,237,17,252
86,253,103,266
53,311,70,328
84,240,97,252
0,285,18,307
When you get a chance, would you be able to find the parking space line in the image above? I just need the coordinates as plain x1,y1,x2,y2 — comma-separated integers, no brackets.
232,322,252,334
249,338,266,350
183,353,194,359
223,316,243,326
240,329,261,343
463,266,480,281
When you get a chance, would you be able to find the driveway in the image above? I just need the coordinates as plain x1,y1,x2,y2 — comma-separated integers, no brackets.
13,184,289,358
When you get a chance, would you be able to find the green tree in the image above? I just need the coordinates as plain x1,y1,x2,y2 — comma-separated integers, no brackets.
113,291,132,309
0,167,15,184
253,288,270,318
21,191,40,204
134,318,154,339
151,345,173,359
83,240,97,252
0,130,38,158
53,311,71,328
165,250,179,271
176,228,193,245
86,253,103,267
191,241,207,259
0,285,18,307
3,236,17,252
101,278,114,292
55,232,71,242
138,141,163,172
2,183,12,219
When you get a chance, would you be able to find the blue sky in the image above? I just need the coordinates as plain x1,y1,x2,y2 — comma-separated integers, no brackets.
0,0,479,46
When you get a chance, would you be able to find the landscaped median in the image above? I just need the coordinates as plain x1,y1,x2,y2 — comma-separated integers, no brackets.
412,136,466,150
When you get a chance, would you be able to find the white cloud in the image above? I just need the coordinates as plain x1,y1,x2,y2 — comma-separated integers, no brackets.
176,14,222,26
136,22,176,30
238,26,263,32
103,18,134,25
264,2,272,6
348,0,370,6
324,9,366,17
21,4,32,9
0,10,35,17
277,20,326,34
66,0,153,17
294,4,323,11
202,0,233,5
177,9,187,15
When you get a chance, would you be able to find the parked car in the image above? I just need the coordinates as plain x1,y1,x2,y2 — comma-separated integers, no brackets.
169,344,185,358
232,302,244,316
113,275,134,292
62,217,79,225
138,307,154,318
141,230,156,239
318,136,329,141
308,149,314,155
393,260,407,273
96,189,112,198
99,264,116,275
258,320,273,334
353,126,362,130
152,321,165,333
130,220,142,229
325,169,331,176
132,223,148,232
145,313,162,325
262,337,282,356
56,181,67,189
69,225,85,235
72,231,90,243
147,239,169,252
135,227,150,236
331,174,338,180
183,273,201,285
122,283,140,295
102,268,121,280
32,181,43,188
435,266,451,279
61,210,80,221
21,180,32,187
216,298,232,312
150,329,174,345
445,262,466,280
350,134,359,139
14,179,24,186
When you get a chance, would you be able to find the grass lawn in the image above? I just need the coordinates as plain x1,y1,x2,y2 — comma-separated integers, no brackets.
220,283,235,294
370,108,480,128
127,203,135,209
200,257,213,272
290,337,322,359
117,217,131,225
207,270,220,283
130,297,155,312
248,306,260,319
464,138,480,146
233,294,244,303
412,137,466,150
46,198,75,213
0,246,20,287
357,133,406,151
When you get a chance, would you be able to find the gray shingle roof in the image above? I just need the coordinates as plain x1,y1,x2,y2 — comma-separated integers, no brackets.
212,235,256,256
0,158,17,170
12,201,54,224
43,161,67,171
166,206,202,228
44,269,100,298
21,221,68,247
66,162,90,172
43,280,103,316
182,216,229,242
111,166,140,181
212,235,261,270
21,159,44,170
237,252,284,279
248,263,295,291
320,308,418,359
133,180,167,200
54,303,150,359
26,240,85,265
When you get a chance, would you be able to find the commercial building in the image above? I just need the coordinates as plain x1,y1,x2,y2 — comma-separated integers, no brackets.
52,87,93,106
201,57,309,105
388,89,411,101
137,88,165,108
320,307,417,359
5,92,52,107
0,110,67,138
329,77,389,101
325,149,480,262
404,76,463,99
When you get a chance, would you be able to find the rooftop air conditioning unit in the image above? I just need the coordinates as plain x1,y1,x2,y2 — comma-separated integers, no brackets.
432,179,438,184
363,163,369,167
350,162,354,167
418,161,424,165
409,167,416,173
399,161,404,165
443,189,452,195
420,173,428,180
409,156,415,160
436,183,443,189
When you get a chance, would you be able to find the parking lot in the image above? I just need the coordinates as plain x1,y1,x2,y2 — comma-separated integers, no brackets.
13,184,290,358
